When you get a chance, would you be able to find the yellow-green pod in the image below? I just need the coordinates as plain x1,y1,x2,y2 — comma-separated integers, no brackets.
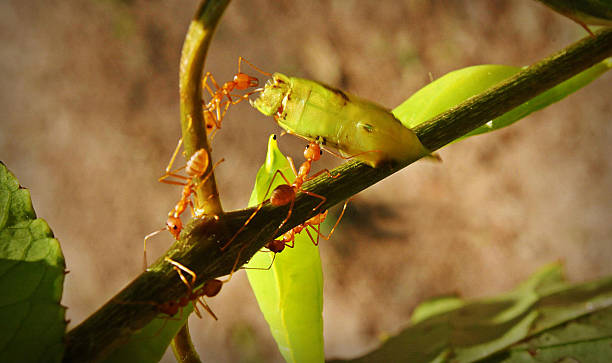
252,73,429,167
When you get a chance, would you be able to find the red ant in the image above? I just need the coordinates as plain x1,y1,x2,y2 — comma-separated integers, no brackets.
164,258,224,320
202,57,271,137
112,265,222,323
161,242,249,320
143,139,223,268
243,201,349,272
127,275,222,322
222,137,338,251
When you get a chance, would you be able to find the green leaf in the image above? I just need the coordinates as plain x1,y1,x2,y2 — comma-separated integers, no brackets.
246,135,325,363
329,263,612,363
100,306,192,363
0,162,66,363
410,295,464,325
392,60,612,141
485,306,612,362
393,65,519,129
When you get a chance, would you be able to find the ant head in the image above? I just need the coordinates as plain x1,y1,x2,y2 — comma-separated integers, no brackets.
233,73,259,90
267,239,286,253
202,279,223,297
304,142,322,161
178,295,191,306
167,216,183,239
159,301,180,317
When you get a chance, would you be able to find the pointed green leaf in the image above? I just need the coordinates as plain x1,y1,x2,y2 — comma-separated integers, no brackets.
246,135,325,363
392,60,611,141
330,263,612,363
0,162,66,362
393,65,519,129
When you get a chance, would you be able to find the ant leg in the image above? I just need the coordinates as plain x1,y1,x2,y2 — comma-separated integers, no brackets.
158,143,214,186
164,258,222,320
158,173,190,186
240,250,278,271
143,228,166,270
158,139,192,185
301,190,327,213
285,230,296,248
194,298,218,320
322,146,382,163
304,225,319,246
237,56,272,77
318,199,349,241
215,100,232,128
202,72,221,97
166,137,183,173
228,90,260,105
286,156,299,178
221,169,292,251
262,251,279,270
213,99,223,125
303,168,339,182
272,197,295,239
166,138,183,172
207,100,227,130
285,133,381,165
204,110,221,134
308,199,349,244
220,242,249,284
574,20,594,36
165,257,197,287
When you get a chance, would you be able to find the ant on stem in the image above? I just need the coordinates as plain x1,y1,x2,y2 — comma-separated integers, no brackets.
222,136,338,251
164,258,224,320
160,241,250,319
143,139,223,269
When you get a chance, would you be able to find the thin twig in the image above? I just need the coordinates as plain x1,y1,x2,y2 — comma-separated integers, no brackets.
178,0,228,216
173,0,230,361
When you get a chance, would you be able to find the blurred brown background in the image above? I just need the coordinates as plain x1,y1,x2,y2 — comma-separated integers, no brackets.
1,0,611,362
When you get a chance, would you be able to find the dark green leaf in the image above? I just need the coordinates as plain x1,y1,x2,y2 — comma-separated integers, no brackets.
0,162,66,363
101,306,192,363
484,306,612,362
329,263,612,363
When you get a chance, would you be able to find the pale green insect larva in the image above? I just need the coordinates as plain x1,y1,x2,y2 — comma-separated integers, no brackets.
251,73,430,167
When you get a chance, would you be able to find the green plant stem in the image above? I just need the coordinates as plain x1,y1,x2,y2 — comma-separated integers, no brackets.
63,29,612,363
171,322,202,363
173,0,230,361
179,0,228,216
